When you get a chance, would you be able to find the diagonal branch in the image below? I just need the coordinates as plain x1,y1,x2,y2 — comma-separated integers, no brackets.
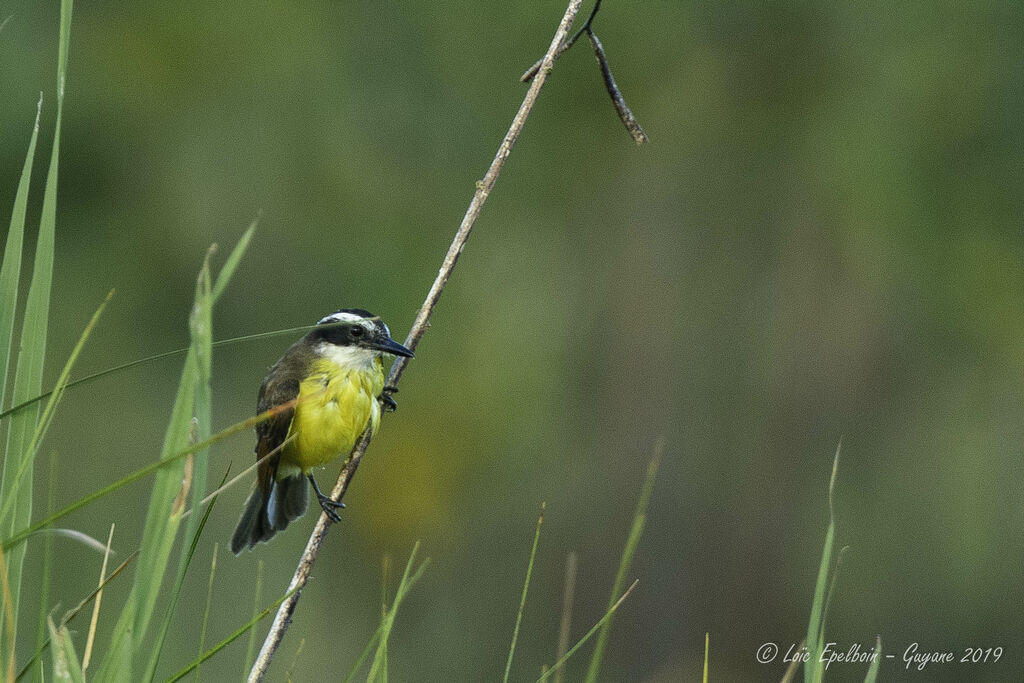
246,1,586,679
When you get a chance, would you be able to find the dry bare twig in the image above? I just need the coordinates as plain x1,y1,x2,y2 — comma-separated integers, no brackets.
247,1,586,679
522,0,648,144
586,30,648,144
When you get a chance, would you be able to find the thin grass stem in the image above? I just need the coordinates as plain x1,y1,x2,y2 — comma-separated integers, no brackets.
81,524,115,671
504,505,545,683
537,580,638,683
584,439,662,683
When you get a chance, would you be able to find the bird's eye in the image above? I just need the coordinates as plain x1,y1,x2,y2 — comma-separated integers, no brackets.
350,327,364,337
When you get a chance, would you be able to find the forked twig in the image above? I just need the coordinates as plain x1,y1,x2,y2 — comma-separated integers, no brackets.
522,0,648,144
521,0,604,82
247,1,586,679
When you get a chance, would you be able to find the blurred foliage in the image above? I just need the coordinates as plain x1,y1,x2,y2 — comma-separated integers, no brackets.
2,1,1023,680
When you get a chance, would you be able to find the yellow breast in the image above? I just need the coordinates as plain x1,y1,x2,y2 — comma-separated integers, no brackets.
283,357,384,474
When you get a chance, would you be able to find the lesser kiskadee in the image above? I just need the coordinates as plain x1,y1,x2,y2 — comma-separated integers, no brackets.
230,309,413,554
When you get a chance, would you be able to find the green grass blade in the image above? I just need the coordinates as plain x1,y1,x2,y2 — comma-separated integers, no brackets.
805,444,840,683
211,219,256,303
343,630,381,683
584,440,662,683
537,580,639,683
47,618,84,683
0,349,187,421
1,289,110,676
243,560,264,675
178,218,253,570
702,632,708,683
0,290,112,679
0,220,252,424
2,399,292,551
780,639,804,683
16,552,137,682
17,528,106,553
0,96,42,410
380,556,391,622
283,639,305,683
162,587,300,683
806,538,835,682
55,0,73,85
95,258,213,683
819,545,849,650
551,551,577,683
366,542,428,683
0,320,313,423
180,248,214,548
0,291,113,530
503,505,545,683
0,541,18,680
0,0,73,648
33,452,59,683
176,222,254,586
194,544,219,682
143,467,230,682
863,636,881,683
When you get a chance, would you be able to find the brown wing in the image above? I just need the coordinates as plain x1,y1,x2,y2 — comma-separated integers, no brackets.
254,368,300,497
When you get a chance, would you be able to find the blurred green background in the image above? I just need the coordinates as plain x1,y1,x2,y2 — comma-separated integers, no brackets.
3,1,1023,681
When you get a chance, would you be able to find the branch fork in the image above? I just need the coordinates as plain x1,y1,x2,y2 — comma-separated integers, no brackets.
521,0,648,144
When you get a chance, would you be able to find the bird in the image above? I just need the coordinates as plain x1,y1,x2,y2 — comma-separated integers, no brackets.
231,309,413,554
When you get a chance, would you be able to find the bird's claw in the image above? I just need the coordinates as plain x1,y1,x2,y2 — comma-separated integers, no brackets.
316,493,346,523
381,385,399,412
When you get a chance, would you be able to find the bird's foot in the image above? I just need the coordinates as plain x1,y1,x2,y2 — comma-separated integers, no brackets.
381,385,399,412
308,473,346,523
316,493,346,523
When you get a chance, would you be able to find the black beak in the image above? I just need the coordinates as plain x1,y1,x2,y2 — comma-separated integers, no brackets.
370,337,414,358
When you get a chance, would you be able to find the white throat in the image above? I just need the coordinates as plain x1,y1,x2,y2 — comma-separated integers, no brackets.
316,342,378,371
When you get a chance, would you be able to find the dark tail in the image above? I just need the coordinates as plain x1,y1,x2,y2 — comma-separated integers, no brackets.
230,474,309,554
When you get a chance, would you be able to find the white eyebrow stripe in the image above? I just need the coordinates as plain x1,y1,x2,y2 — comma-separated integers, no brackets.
317,311,365,325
